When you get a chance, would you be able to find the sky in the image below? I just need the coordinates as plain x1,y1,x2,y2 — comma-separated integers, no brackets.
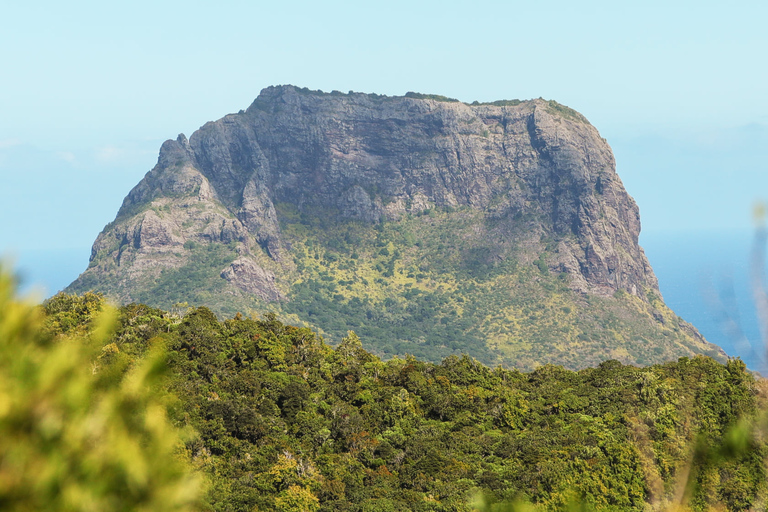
2,1,768,317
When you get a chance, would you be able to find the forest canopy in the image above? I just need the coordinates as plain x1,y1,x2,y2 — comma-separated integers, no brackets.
0,270,766,511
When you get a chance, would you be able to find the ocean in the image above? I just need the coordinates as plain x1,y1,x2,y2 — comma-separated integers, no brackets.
641,230,766,373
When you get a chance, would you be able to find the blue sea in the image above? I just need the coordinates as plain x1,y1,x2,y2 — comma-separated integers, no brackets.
641,230,766,373
12,231,767,372
13,248,88,300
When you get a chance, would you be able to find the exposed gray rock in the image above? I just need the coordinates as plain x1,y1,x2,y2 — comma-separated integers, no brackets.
134,210,183,249
72,86,659,302
340,185,382,222
220,257,283,301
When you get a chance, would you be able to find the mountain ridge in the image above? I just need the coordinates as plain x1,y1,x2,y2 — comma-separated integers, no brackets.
67,85,724,369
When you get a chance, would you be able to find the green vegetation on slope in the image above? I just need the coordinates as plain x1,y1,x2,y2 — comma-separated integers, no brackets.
32,289,768,511
70,203,722,371
135,242,239,310
404,92,462,102
278,206,721,370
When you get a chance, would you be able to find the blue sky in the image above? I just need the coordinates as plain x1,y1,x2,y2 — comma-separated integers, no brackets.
2,0,768,294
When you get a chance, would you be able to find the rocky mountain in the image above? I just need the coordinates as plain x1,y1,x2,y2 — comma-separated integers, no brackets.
68,85,725,369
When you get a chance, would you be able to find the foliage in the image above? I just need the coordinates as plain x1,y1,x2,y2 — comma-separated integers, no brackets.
136,242,239,312
543,100,588,123
278,207,721,370
38,292,768,511
0,269,202,511
405,92,461,102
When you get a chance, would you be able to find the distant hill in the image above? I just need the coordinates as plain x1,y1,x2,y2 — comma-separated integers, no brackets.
67,85,725,369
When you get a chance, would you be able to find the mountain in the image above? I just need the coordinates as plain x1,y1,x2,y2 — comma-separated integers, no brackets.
67,85,725,369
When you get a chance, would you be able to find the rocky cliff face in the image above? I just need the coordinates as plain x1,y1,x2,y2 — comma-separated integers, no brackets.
68,86,723,369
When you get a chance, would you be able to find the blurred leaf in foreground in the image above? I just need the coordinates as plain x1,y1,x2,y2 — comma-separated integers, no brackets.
0,266,203,511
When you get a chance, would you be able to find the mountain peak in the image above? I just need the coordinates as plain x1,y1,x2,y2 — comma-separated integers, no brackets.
67,86,724,369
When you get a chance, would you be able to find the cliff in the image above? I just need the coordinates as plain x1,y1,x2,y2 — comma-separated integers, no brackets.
68,85,724,369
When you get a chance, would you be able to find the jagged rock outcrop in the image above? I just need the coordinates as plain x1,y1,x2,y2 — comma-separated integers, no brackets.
67,85,724,369
220,257,283,301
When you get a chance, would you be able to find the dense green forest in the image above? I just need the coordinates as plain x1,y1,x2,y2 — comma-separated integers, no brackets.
2,274,767,511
